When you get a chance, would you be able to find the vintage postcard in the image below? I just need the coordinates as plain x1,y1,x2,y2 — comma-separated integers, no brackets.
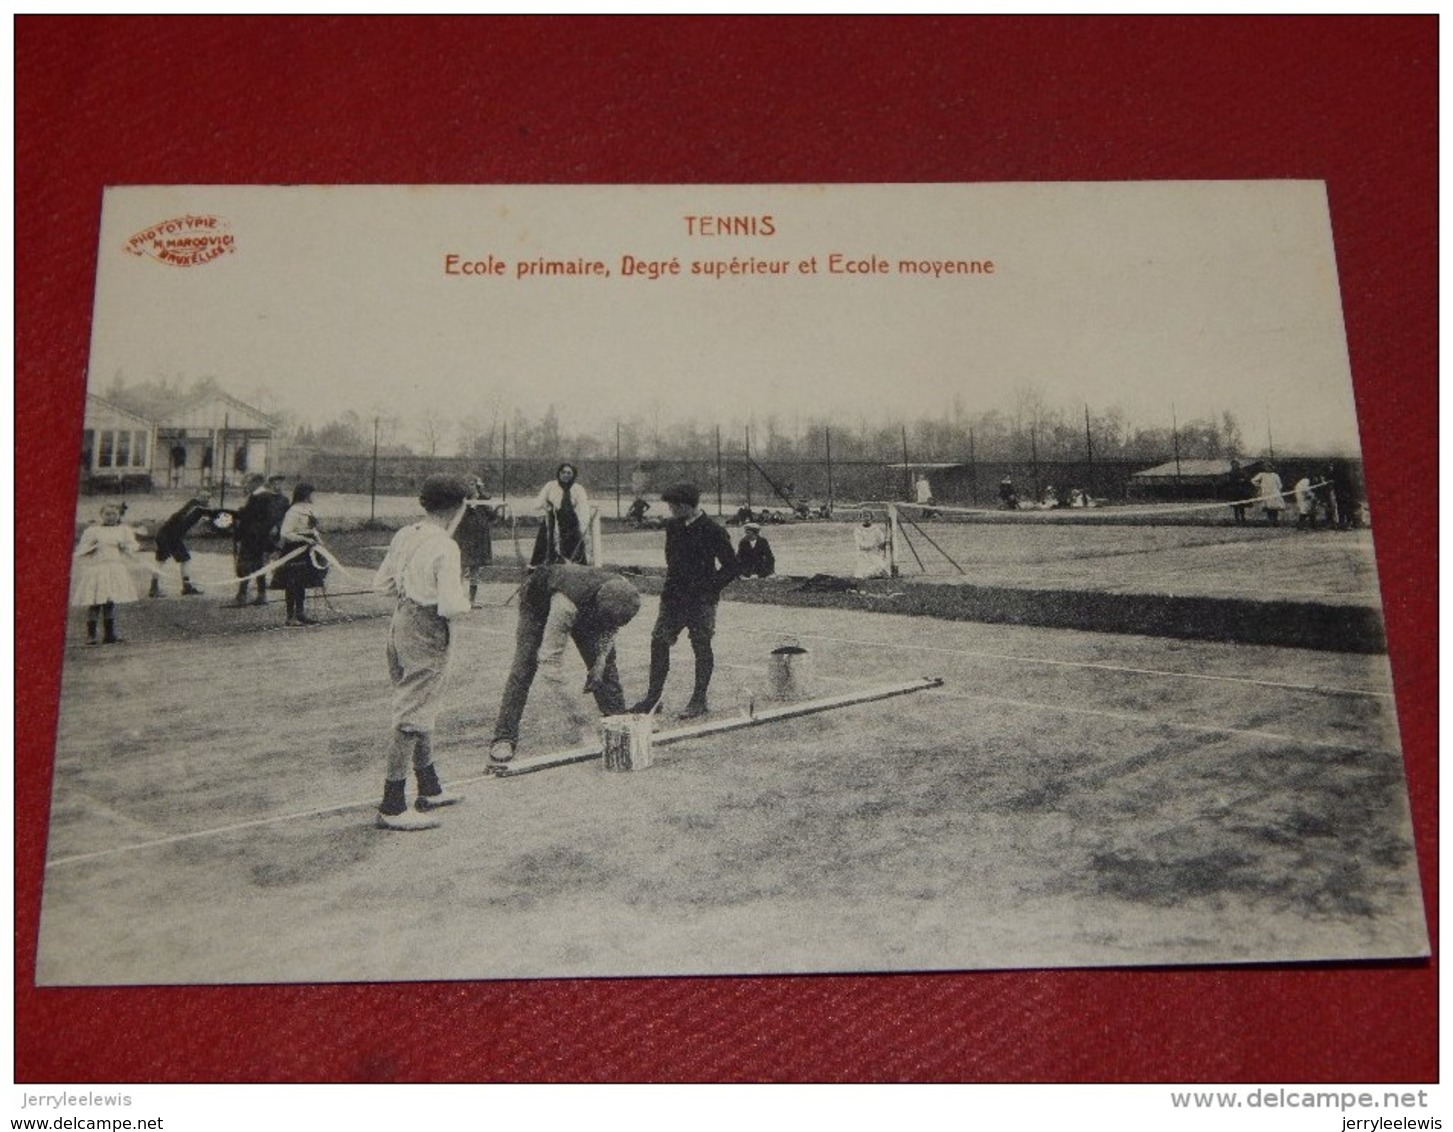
38,183,1427,985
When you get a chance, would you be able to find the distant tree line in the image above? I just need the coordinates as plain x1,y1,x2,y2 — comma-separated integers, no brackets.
288,401,1252,466
101,374,1266,467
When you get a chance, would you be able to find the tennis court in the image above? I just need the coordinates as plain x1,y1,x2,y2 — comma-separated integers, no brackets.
36,512,1423,984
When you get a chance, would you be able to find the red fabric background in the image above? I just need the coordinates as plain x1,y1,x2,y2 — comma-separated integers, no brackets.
14,16,1436,1083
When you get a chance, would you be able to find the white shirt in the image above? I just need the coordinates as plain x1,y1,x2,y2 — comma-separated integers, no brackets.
374,521,470,618
854,523,890,579
1251,471,1285,510
535,480,589,516
854,524,888,553
278,502,318,544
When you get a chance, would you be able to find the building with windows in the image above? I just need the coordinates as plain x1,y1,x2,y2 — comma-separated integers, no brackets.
80,395,156,492
80,389,276,493
154,390,276,490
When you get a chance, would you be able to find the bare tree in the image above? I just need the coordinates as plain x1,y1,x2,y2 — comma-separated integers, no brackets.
1221,410,1245,458
416,411,447,458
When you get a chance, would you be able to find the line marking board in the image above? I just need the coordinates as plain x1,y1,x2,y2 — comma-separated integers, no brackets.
490,675,945,777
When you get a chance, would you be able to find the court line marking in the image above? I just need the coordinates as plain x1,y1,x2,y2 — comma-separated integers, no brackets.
696,659,1389,754
724,626,1393,700
44,764,513,870
475,603,1391,702
460,616,1394,708
896,576,1380,603
65,595,1391,705
48,589,1393,867
46,680,1390,871
918,686,1392,756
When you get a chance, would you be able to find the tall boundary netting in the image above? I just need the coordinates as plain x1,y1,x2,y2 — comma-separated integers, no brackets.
874,478,1344,576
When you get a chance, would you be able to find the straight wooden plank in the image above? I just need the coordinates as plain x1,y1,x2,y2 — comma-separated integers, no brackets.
490,676,944,778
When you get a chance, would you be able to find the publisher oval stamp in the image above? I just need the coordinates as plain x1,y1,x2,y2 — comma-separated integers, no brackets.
124,214,235,267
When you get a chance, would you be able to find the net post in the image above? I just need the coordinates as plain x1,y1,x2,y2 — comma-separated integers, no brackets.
589,506,604,566
887,502,900,577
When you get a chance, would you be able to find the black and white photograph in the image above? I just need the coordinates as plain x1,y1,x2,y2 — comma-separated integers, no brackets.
37,181,1428,986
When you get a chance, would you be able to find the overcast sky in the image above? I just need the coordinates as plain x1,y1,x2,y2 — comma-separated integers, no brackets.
90,182,1365,453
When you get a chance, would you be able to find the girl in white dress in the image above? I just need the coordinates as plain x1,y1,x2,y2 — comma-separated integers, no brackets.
72,503,142,644
1250,467,1287,526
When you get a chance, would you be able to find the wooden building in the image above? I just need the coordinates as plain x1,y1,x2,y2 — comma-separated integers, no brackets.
80,395,156,492
80,389,277,494
153,390,276,490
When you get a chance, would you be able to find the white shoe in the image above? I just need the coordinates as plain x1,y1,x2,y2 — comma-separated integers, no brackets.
376,808,441,831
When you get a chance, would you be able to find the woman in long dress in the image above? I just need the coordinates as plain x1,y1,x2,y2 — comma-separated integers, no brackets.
530,462,590,566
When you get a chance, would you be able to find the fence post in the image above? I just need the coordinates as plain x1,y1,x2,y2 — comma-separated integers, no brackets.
369,416,379,522
900,425,911,501
744,425,752,510
825,427,834,515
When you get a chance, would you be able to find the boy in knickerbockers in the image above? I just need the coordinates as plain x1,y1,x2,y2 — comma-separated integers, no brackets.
150,490,218,597
372,474,473,830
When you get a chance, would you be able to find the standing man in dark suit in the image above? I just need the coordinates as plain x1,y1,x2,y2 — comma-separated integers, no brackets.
232,474,271,605
630,482,738,720
232,473,288,606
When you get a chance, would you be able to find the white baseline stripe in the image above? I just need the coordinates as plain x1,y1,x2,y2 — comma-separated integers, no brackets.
472,605,1389,700
47,675,1387,870
45,764,507,870
727,626,1391,700
921,686,1391,756
713,659,1384,753
48,608,1390,867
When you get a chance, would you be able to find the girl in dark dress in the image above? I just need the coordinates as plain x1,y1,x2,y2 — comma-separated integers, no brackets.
274,483,326,626
453,477,497,606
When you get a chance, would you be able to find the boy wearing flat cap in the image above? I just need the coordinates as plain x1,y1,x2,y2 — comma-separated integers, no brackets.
630,482,738,720
736,521,775,578
372,473,473,830
489,564,642,763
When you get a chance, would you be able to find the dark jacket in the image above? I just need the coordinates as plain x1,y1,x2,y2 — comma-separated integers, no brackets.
663,513,737,603
158,501,214,544
234,489,280,552
736,535,775,578
454,500,495,567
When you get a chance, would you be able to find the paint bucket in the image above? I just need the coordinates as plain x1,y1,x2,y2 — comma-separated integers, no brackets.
768,639,811,701
601,714,654,772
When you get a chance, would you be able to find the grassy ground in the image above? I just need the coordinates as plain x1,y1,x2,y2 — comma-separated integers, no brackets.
38,543,1424,983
